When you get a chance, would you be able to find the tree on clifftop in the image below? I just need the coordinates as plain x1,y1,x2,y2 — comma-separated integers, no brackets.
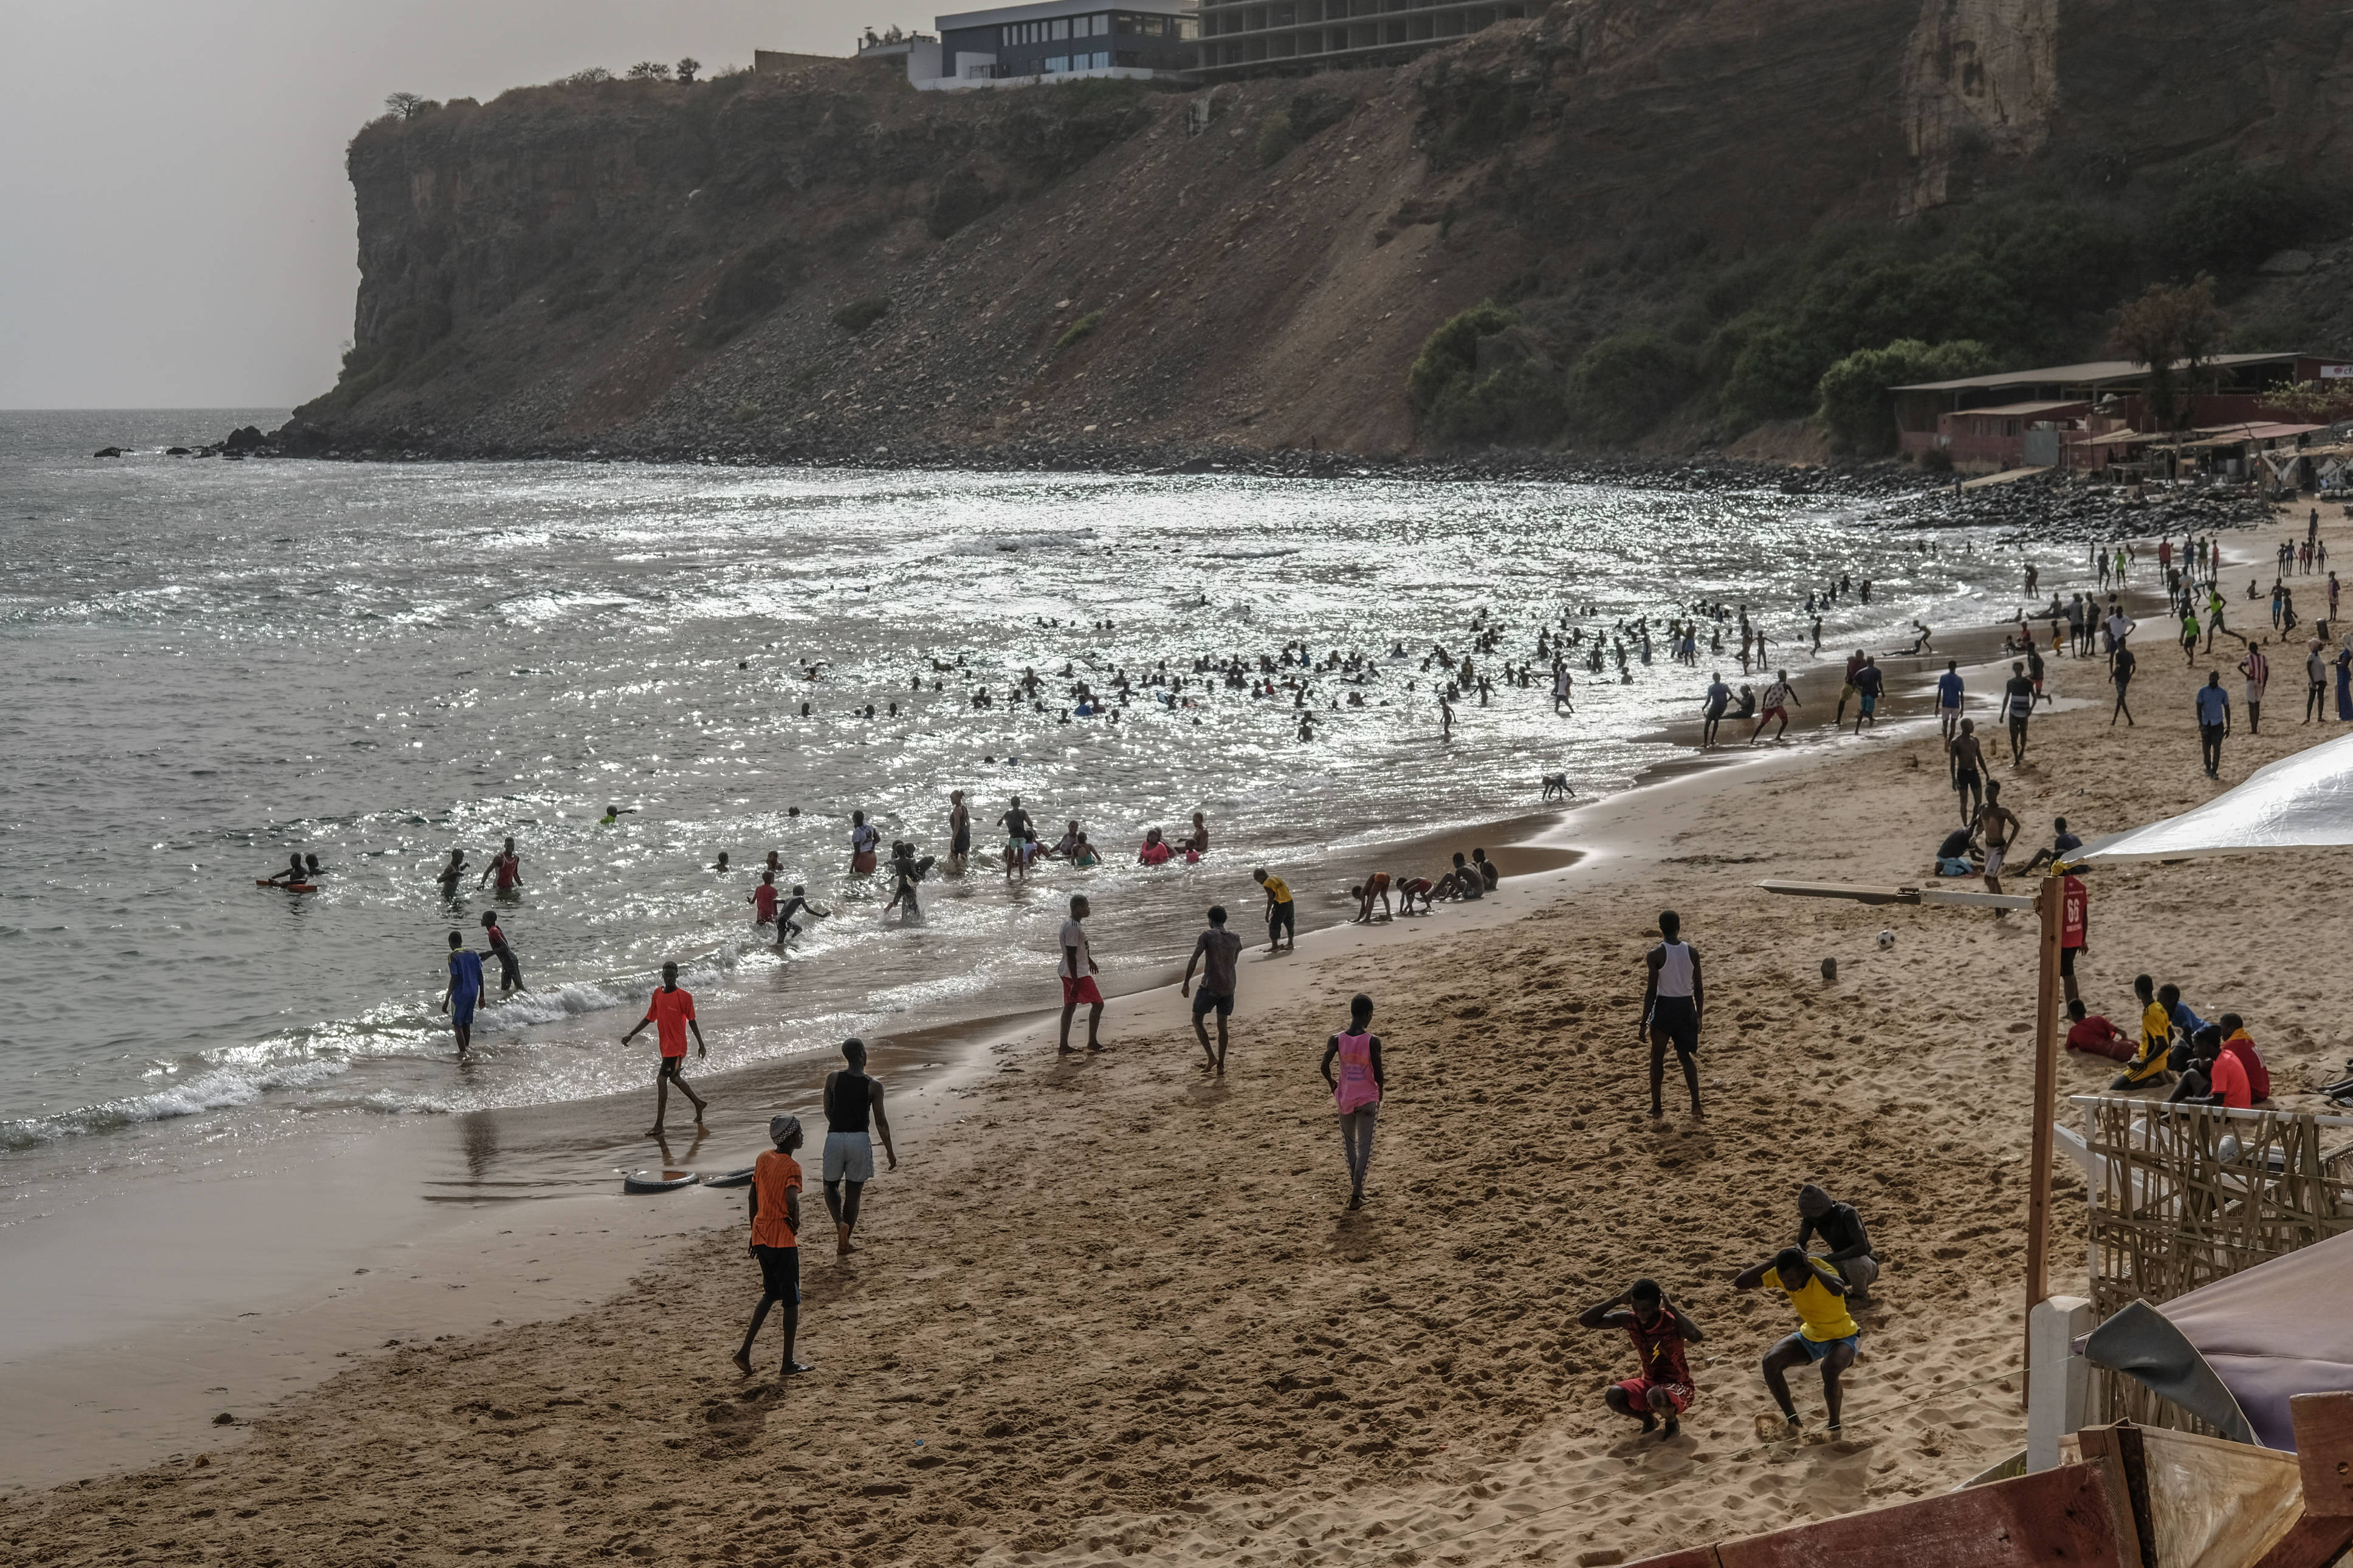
2112,276,2227,433
627,60,674,80
384,91,428,119
676,57,701,84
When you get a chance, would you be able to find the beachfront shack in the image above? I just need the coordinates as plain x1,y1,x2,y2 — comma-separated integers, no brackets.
1892,353,2353,473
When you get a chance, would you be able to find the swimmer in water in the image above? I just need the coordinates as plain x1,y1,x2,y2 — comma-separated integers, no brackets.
264,852,306,886
479,911,525,994
947,790,970,874
774,885,827,948
435,848,469,899
751,871,780,930
478,836,522,893
598,804,630,827
713,850,731,873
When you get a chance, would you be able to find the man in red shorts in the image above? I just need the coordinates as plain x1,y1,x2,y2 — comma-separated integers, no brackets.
1057,894,1104,1054
619,960,709,1135
1579,1278,1705,1439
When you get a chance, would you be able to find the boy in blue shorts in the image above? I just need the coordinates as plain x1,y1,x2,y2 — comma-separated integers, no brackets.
1734,1246,1860,1432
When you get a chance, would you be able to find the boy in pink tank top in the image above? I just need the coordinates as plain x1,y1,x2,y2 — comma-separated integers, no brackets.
1319,993,1384,1210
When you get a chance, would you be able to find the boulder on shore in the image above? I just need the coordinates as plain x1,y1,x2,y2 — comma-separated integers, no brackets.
92,446,126,458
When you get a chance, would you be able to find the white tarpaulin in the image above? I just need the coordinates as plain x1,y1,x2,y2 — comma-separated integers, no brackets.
2083,728,2353,860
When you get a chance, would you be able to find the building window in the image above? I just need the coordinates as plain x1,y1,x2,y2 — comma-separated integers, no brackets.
1090,48,1110,65
1045,53,1070,70
1051,17,1068,38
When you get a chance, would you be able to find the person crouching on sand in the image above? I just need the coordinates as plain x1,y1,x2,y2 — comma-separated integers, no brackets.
1578,1279,1705,1440
733,1115,812,1378
1320,993,1384,1210
1734,1247,1861,1433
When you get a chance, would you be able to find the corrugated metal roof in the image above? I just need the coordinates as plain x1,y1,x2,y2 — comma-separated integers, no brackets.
1947,400,2086,417
1891,352,2317,394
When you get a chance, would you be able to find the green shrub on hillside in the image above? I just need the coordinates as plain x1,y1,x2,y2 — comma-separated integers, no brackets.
1255,112,1297,168
1053,310,1105,354
1712,318,1818,431
1407,301,1519,412
1816,338,1997,454
1564,332,1697,444
927,168,1000,241
833,296,891,334
2163,165,2306,279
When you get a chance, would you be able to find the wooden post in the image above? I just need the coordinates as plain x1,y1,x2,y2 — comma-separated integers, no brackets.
2023,873,2063,1408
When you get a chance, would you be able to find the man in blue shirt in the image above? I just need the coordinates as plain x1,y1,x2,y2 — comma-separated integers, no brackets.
441,930,486,1058
2195,671,2231,778
1936,660,1965,739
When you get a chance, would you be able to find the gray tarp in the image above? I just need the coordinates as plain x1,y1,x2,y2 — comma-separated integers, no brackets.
2082,1228,2353,1450
2081,730,2353,861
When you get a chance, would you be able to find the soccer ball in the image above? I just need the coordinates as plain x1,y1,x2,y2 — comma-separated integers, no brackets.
1875,929,1895,950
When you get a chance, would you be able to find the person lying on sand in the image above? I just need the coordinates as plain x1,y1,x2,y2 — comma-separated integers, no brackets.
2063,999,2135,1063
1734,1248,1860,1434
1578,1279,1705,1440
733,1115,812,1378
1350,872,1393,923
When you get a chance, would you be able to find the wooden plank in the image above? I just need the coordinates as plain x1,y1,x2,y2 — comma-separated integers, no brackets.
1756,879,1918,905
1709,1462,2129,1568
2293,1392,2353,1516
2248,1517,2353,1568
1616,1549,1720,1568
2025,877,2063,1406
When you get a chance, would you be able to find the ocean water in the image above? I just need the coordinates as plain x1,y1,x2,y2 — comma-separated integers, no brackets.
0,409,2066,1182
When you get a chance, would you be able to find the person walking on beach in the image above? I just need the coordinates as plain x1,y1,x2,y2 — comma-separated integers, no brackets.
1640,910,1704,1121
1948,719,1985,825
1180,905,1245,1075
619,961,709,1135
440,930,484,1058
1702,673,1732,748
1936,660,1963,739
2196,670,2231,779
1578,1280,1705,1441
2307,638,2330,724
820,1038,896,1256
947,790,970,875
1734,1248,1861,1434
1320,992,1384,1210
732,1115,812,1378
1850,658,1883,734
2002,660,2034,764
1834,651,1864,727
2241,645,2269,734
1254,866,1296,954
477,836,523,892
1057,894,1105,1054
2111,641,2137,727
1976,779,2019,910
1748,670,1797,744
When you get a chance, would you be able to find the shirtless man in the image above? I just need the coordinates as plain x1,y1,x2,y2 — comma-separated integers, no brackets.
1947,719,1985,825
1702,673,1733,749
1351,872,1393,923
1639,910,1704,1120
1975,779,2021,914
1179,905,1245,1074
435,847,469,899
773,884,826,948
1395,874,1436,915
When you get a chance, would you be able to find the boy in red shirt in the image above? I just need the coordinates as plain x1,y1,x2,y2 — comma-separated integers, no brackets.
2169,1025,2251,1110
733,1115,812,1378
619,962,709,1135
2217,1013,2270,1102
750,871,780,929
1578,1279,1705,1440
2063,999,2135,1063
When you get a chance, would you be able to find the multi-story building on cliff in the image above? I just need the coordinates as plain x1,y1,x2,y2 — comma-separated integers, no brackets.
1193,0,1528,76
903,0,1196,87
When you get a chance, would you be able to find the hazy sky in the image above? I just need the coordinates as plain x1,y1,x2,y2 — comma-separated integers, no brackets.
0,1,909,410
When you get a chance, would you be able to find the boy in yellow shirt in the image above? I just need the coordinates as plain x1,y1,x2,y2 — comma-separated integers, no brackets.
1734,1247,1860,1432
2113,972,2174,1090
1253,867,1296,954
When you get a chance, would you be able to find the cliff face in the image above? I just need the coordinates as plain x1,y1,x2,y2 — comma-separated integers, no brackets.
294,0,2353,460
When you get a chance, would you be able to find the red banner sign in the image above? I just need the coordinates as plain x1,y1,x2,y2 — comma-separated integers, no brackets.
2061,875,2087,948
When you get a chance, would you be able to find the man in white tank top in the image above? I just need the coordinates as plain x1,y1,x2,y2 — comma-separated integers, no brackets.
1640,909,1705,1120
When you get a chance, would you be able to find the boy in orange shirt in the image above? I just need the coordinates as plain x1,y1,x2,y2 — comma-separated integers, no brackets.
619,962,709,1135
734,1115,811,1377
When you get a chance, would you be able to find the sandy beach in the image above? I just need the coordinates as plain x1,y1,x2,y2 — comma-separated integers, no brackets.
8,502,2350,1566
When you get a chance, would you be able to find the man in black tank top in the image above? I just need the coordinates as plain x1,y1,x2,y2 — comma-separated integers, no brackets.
821,1038,898,1256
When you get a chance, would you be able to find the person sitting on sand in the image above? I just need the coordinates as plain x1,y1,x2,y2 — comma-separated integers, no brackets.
1471,849,1499,891
1139,828,1173,866
1351,872,1393,923
1795,1183,1877,1302
2114,973,2174,1091
1438,851,1484,902
1734,1247,1861,1434
2063,999,2135,1063
2217,1014,2271,1102
1578,1279,1705,1441
1932,825,1980,877
733,1115,812,1378
1319,992,1383,1210
2167,1024,2251,1109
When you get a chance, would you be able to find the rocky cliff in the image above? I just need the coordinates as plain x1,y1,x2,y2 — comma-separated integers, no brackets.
286,0,2353,462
